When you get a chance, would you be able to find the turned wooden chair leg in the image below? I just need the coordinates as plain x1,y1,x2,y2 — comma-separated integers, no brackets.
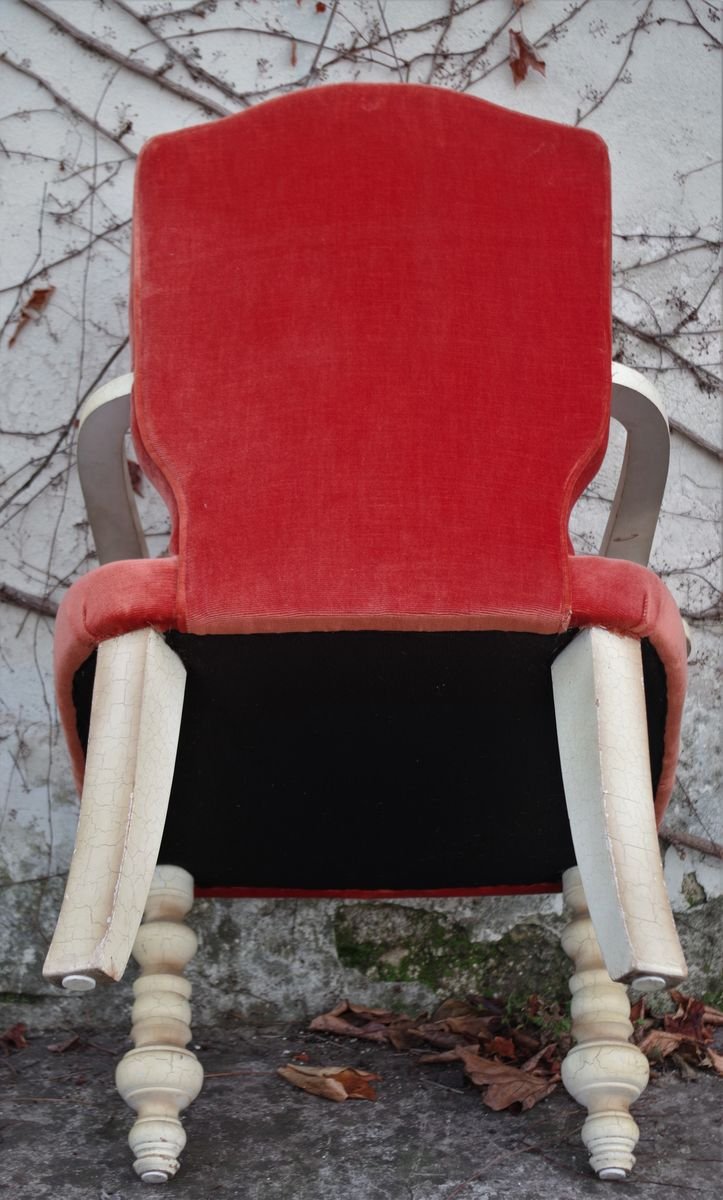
561,867,649,1180
116,865,203,1184
552,627,687,988
43,629,186,990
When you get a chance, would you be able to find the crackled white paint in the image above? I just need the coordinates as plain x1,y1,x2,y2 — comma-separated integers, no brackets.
115,865,203,1184
0,0,720,1008
553,628,687,985
561,867,650,1180
43,629,186,986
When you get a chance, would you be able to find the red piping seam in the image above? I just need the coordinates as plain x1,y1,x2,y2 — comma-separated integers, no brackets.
193,883,562,899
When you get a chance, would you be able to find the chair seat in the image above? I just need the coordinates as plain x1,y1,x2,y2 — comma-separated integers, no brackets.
71,625,672,895
55,552,686,895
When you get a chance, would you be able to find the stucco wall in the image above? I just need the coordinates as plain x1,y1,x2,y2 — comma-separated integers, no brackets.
0,0,720,1023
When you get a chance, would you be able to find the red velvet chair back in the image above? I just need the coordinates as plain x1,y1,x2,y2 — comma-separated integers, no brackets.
131,84,611,636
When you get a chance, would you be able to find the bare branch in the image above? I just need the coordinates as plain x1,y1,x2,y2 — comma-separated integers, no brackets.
0,221,131,298
613,314,723,396
112,0,250,109
682,0,723,47
307,0,341,86
375,0,407,83
0,338,129,517
0,582,58,618
20,0,232,118
669,419,723,461
576,1,653,126
658,824,723,862
0,52,135,153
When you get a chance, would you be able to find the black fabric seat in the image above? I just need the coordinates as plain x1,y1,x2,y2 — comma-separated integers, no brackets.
73,630,666,892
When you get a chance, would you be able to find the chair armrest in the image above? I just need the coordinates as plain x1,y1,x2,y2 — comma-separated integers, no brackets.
77,372,148,565
599,363,670,568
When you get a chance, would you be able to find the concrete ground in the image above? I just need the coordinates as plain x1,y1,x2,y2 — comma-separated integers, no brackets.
2,1021,721,1200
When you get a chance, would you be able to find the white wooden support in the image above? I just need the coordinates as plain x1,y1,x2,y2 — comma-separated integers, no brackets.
77,372,135,429
561,867,650,1180
552,627,687,987
76,373,147,565
43,629,186,989
115,866,203,1184
602,364,671,568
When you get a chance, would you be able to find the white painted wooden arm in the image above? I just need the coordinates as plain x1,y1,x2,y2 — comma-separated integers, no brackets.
600,364,670,568
43,629,186,989
552,627,687,990
77,372,147,564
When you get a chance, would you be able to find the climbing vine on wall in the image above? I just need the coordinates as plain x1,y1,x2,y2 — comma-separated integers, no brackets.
0,0,720,901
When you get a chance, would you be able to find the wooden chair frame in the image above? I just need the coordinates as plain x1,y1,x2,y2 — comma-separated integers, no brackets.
44,364,687,1183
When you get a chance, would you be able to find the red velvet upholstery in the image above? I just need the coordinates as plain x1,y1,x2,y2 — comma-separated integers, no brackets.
130,84,611,634
54,84,687,890
55,552,687,822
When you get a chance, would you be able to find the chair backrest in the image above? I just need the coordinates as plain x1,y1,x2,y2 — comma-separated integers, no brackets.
131,83,611,636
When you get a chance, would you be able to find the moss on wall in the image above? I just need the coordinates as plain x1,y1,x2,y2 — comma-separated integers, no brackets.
334,902,570,1001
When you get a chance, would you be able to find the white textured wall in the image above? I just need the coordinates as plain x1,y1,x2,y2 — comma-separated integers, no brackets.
0,0,720,1007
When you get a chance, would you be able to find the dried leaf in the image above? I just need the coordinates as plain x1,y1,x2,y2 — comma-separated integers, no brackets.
312,998,502,1054
309,1012,390,1044
320,1000,404,1024
1,1022,28,1051
665,993,710,1044
47,1034,81,1054
418,1048,463,1065
706,1047,723,1076
638,1029,685,1060
432,998,478,1020
277,1063,380,1102
511,1029,541,1056
508,30,546,86
8,287,55,348
310,1000,414,1047
521,1042,559,1073
445,1015,498,1042
488,1036,516,1059
485,1073,558,1112
127,460,144,498
404,1024,459,1051
290,39,298,67
456,1047,557,1111
405,1017,494,1050
312,988,720,1099
421,1045,558,1111
703,1004,723,1027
